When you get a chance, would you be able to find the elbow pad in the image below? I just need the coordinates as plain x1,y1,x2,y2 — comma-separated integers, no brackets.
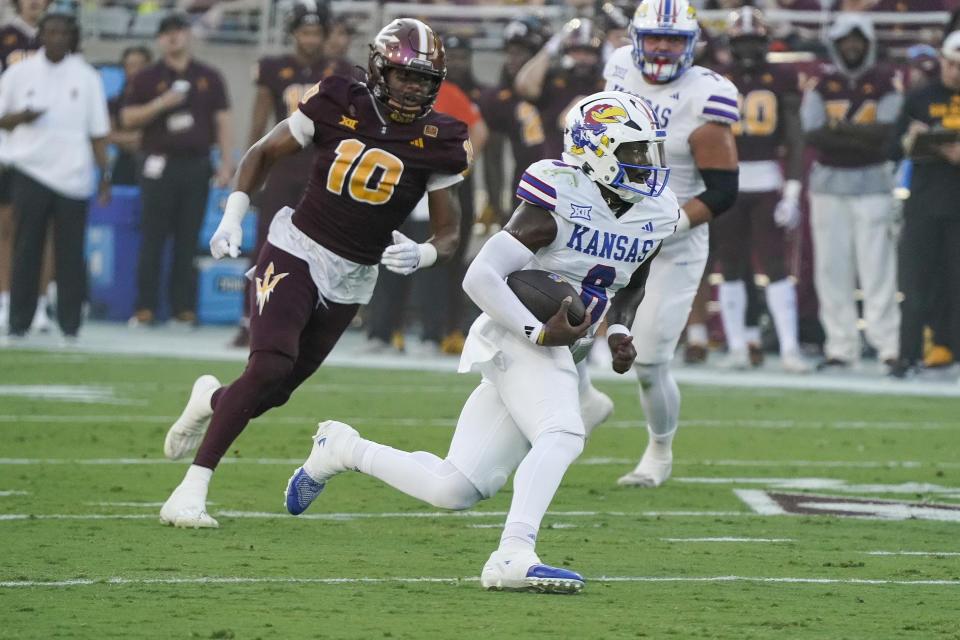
695,168,739,216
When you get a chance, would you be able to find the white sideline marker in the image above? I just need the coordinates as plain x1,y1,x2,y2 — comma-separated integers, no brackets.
2,575,959,589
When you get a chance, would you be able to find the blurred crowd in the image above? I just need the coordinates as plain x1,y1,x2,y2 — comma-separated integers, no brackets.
0,0,958,381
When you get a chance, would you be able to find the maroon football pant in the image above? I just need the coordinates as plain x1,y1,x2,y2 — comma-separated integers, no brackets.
712,190,789,283
194,242,359,470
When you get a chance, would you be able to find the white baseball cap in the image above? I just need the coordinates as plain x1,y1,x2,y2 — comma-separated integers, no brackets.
942,30,960,63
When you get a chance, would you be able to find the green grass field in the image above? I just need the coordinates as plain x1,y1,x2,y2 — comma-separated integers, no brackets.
2,350,959,639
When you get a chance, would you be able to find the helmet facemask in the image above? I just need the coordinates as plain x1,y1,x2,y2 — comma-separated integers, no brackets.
368,18,446,124
629,0,700,83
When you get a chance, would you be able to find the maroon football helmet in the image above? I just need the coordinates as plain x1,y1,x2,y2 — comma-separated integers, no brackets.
368,18,446,123
726,7,770,69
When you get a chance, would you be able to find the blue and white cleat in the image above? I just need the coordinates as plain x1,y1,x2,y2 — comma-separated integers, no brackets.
480,549,585,594
284,420,359,515
284,467,325,516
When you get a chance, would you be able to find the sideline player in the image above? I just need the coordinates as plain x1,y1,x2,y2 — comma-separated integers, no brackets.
157,18,472,528
284,92,679,593
231,0,353,347
604,0,739,487
715,7,808,372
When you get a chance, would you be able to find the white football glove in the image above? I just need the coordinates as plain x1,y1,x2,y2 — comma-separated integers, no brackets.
381,229,437,275
773,180,802,230
773,198,801,229
209,191,248,259
210,222,242,258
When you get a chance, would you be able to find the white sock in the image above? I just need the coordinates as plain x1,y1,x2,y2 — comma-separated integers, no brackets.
718,280,748,353
645,424,676,459
502,431,584,545
356,441,480,511
686,323,708,346
182,464,213,495
765,278,799,355
634,362,680,439
744,326,761,347
499,523,537,552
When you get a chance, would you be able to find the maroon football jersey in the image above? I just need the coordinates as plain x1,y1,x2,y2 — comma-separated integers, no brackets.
255,54,354,123
291,75,471,264
477,84,546,197
721,62,801,162
0,22,38,72
811,63,900,168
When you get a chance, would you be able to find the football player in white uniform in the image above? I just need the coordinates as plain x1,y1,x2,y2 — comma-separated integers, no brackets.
284,91,679,593
604,0,740,487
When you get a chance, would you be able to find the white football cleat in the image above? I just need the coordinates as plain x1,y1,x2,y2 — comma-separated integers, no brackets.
780,351,813,373
719,349,750,370
580,385,614,433
159,485,218,529
284,420,359,515
163,375,220,460
480,548,584,594
617,445,672,488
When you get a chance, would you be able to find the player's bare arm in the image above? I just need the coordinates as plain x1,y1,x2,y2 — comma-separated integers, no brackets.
233,118,304,195
247,85,273,147
208,118,303,259
425,187,461,262
684,121,739,228
503,200,559,251
604,245,660,373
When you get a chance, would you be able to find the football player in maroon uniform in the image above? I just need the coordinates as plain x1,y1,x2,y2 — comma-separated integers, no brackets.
231,0,354,347
158,18,471,529
713,7,809,372
801,14,902,372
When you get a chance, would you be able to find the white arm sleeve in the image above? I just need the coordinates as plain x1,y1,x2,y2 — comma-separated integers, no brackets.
287,109,315,148
462,231,545,343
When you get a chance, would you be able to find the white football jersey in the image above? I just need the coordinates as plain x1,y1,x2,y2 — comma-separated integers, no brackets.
603,46,739,204
516,159,679,327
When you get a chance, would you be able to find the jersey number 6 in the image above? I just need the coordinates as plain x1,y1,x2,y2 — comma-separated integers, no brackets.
327,139,405,205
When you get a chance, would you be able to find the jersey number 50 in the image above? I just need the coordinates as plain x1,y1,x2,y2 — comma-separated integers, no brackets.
327,139,405,205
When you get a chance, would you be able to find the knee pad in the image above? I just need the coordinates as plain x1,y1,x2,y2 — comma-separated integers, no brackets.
536,430,585,466
428,460,482,511
634,361,669,388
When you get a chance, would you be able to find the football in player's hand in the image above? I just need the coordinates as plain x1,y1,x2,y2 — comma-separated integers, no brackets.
506,269,587,326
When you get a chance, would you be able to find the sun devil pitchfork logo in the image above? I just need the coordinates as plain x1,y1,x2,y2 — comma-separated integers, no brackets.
255,261,288,314
569,103,628,155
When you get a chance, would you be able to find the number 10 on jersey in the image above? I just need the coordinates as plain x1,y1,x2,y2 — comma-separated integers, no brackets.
327,139,405,205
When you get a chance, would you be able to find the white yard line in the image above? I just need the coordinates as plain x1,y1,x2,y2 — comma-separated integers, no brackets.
661,537,795,543
1,575,958,588
5,457,954,469
0,509,752,522
864,551,960,556
0,414,954,430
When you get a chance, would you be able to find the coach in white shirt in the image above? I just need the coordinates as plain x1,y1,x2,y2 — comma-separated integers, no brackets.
0,12,110,342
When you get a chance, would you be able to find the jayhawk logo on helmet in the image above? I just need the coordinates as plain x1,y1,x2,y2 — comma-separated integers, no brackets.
584,104,628,125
